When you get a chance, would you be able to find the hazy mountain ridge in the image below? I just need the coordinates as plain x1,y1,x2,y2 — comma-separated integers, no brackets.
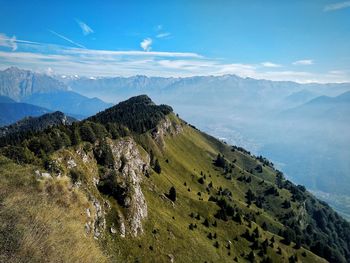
0,100,51,126
281,90,350,121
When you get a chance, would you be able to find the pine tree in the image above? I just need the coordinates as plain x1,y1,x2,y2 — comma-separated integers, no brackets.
167,186,176,202
154,159,161,174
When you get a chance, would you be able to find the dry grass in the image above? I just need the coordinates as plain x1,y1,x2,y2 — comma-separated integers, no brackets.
0,156,108,263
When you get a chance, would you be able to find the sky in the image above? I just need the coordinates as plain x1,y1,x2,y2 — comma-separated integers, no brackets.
0,0,349,83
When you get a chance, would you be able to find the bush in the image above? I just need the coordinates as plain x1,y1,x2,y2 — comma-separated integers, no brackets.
154,159,161,174
166,186,176,202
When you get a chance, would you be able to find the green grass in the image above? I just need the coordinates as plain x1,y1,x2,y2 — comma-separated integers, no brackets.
0,119,329,262
101,125,326,262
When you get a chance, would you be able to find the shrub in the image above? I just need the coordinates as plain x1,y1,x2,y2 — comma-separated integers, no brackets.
166,186,176,202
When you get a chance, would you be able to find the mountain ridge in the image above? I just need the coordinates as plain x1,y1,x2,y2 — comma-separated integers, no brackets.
0,111,76,137
0,95,349,263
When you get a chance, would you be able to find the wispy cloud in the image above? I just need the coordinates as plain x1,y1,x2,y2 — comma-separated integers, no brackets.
154,24,171,39
64,48,202,58
0,33,349,83
261,62,281,68
292,59,313,65
324,1,350,11
0,33,17,51
156,32,171,39
49,30,86,48
75,19,94,35
140,38,152,51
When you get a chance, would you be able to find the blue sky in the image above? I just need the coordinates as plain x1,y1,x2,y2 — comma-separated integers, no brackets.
0,0,349,82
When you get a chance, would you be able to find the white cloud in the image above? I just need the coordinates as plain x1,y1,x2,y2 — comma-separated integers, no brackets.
140,38,152,51
324,1,350,11
64,48,202,58
0,34,349,83
261,62,281,68
156,32,171,39
292,59,313,65
49,30,86,48
76,19,94,35
0,33,17,51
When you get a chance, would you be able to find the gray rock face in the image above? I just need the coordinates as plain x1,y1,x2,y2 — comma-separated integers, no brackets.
0,67,67,101
108,137,149,237
92,198,106,239
151,117,183,146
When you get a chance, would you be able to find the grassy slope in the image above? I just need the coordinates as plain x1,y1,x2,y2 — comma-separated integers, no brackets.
0,156,108,263
103,123,326,263
0,117,328,263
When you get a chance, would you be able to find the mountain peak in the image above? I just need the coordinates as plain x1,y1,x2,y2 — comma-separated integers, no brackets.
89,95,173,133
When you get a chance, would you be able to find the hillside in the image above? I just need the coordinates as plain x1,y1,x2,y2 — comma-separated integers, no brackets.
0,95,349,263
0,111,76,137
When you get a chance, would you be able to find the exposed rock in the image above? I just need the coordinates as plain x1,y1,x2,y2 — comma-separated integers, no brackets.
86,208,91,218
107,137,149,237
35,170,52,179
92,177,99,186
92,198,106,239
76,148,90,163
110,227,117,234
67,158,77,169
120,221,126,238
167,254,175,263
151,117,183,146
85,222,90,234
117,210,126,238
297,201,308,230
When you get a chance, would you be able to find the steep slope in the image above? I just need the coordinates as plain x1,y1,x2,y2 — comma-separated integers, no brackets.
0,95,349,263
0,111,76,137
0,102,51,126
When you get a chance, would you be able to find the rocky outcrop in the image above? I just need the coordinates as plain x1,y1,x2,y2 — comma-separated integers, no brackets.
105,137,149,237
151,117,183,146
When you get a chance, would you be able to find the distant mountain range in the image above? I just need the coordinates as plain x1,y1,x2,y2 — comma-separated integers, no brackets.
0,67,67,100
59,74,350,109
0,67,113,117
